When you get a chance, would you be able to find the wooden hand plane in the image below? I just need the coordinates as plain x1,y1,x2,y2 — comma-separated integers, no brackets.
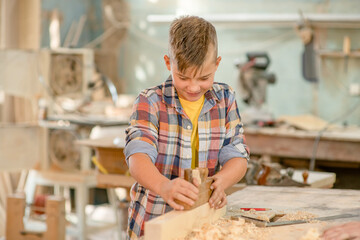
175,168,214,210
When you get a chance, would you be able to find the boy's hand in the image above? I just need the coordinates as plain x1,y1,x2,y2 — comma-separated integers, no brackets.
321,222,360,240
159,178,199,210
209,175,227,209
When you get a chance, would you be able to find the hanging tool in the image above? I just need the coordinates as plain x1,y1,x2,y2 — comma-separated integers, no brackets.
297,10,318,82
240,208,272,211
343,36,351,73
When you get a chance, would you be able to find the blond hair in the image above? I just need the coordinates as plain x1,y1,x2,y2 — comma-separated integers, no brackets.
168,16,218,74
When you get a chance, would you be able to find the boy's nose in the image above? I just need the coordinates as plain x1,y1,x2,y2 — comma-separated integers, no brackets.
188,82,200,93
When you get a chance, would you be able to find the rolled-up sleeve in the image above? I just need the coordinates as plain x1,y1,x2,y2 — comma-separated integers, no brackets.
218,94,250,166
124,93,159,165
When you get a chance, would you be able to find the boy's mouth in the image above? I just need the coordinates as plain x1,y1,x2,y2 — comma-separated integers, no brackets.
187,92,201,96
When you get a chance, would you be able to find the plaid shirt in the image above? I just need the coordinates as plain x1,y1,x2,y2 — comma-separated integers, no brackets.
124,77,250,239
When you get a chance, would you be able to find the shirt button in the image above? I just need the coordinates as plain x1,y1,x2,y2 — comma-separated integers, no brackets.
187,125,191,130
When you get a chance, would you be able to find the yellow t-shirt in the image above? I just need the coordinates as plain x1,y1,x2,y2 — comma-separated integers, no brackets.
179,95,205,169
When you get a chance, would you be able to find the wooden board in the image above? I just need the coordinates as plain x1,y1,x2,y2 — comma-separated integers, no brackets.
245,126,360,163
226,186,360,239
0,124,47,171
144,203,226,240
96,173,135,188
277,114,335,131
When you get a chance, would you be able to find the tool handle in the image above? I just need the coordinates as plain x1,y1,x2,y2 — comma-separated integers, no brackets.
240,208,271,211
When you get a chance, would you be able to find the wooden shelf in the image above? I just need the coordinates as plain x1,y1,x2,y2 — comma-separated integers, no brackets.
317,50,360,58
96,173,135,188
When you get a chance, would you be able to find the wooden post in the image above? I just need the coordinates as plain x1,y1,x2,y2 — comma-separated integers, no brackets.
44,196,66,240
6,194,25,240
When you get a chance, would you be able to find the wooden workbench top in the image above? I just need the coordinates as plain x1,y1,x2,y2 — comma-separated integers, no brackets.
227,186,360,239
245,126,360,142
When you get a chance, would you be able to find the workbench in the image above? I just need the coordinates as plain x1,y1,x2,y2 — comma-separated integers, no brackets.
245,126,360,164
227,186,360,239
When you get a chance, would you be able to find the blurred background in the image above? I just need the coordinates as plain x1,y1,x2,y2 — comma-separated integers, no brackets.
0,0,360,239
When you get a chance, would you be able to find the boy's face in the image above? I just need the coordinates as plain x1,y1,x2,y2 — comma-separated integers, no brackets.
164,50,221,102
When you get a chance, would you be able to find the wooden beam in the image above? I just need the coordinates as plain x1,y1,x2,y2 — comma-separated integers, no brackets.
44,196,66,240
96,173,135,188
6,194,25,240
144,203,226,240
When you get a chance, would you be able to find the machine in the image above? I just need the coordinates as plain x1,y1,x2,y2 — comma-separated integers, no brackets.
236,52,276,126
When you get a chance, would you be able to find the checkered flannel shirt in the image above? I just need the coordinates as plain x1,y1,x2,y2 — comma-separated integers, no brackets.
124,77,250,239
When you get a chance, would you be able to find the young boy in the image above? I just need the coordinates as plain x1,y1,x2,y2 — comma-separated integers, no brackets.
124,15,250,239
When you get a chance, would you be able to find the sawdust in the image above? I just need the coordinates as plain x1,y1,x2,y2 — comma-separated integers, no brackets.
180,218,271,240
277,211,317,222
300,228,321,240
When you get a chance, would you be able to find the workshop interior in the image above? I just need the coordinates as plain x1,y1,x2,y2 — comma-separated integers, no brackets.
1,0,360,239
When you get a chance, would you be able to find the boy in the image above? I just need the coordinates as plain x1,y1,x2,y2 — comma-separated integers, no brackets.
124,15,249,239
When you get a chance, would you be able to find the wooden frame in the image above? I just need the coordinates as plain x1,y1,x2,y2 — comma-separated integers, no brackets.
6,194,65,240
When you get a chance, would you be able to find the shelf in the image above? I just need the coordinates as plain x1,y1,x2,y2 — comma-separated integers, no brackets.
317,50,360,58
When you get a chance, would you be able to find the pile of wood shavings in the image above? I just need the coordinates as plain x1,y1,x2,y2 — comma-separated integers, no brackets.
181,218,271,240
277,211,317,222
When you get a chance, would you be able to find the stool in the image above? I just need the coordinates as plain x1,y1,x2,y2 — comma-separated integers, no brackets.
24,169,121,240
6,193,65,240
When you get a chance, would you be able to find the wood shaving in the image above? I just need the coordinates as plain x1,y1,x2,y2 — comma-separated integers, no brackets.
180,218,271,240
277,211,317,222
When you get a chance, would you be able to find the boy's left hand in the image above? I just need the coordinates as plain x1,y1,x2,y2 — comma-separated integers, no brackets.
208,175,227,209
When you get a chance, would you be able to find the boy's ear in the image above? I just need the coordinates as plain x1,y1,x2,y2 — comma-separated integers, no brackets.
164,55,171,71
215,56,222,69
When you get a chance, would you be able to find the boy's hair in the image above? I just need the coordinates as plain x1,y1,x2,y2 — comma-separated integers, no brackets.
168,15,218,74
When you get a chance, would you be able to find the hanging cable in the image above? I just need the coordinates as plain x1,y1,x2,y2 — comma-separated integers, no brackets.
309,99,360,171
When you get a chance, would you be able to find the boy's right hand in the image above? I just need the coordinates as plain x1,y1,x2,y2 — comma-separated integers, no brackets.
159,178,199,210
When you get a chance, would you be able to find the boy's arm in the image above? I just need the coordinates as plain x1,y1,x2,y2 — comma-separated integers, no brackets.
209,88,250,209
128,152,199,210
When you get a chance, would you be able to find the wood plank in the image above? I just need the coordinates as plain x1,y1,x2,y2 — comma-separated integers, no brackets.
0,125,46,171
277,114,335,131
6,194,26,240
96,173,135,188
34,170,97,186
44,196,66,240
144,203,226,240
226,186,360,240
245,127,360,163
228,186,360,219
